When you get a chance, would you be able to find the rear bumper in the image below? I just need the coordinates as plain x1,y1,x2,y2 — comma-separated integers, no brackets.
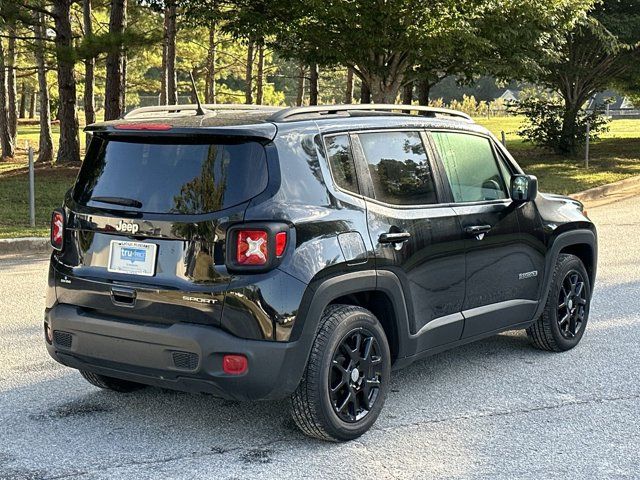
45,304,309,401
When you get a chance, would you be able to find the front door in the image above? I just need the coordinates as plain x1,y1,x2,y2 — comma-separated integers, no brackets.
429,130,539,338
352,130,466,349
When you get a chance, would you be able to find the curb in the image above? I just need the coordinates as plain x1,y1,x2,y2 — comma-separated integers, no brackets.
571,174,640,203
0,237,50,255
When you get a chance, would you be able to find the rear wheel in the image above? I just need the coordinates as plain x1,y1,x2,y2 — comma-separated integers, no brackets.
527,254,591,352
80,370,146,392
291,304,391,441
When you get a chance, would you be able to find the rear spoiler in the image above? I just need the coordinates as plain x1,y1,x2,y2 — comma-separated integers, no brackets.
84,123,278,143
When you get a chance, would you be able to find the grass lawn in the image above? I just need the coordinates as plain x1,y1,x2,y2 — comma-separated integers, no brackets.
476,116,640,194
0,166,78,238
1,115,639,239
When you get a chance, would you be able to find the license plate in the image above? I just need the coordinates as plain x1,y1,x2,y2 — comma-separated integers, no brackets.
107,240,157,276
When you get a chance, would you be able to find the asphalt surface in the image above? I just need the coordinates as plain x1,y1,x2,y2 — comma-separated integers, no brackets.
1,196,638,480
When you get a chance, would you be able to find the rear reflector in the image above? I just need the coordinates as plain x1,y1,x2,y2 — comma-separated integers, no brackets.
275,231,287,257
237,230,268,265
114,123,172,131
50,210,64,251
223,354,248,375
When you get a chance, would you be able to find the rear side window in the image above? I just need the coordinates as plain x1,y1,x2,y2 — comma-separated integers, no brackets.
431,132,507,203
325,134,359,194
74,138,268,214
358,131,437,206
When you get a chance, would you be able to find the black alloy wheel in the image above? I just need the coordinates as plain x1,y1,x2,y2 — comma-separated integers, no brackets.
329,328,383,423
290,304,391,441
557,270,587,339
526,253,591,352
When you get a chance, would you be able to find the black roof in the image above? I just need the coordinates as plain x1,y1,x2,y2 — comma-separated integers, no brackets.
84,104,482,141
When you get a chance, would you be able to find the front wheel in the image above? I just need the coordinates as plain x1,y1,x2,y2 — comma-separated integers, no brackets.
527,254,591,352
291,304,391,441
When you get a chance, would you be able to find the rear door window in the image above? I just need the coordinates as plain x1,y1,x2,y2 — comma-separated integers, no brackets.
74,138,268,214
358,131,437,206
431,132,507,203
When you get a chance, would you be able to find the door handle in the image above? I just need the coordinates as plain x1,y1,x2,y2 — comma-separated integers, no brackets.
110,287,137,307
464,224,492,240
379,231,411,244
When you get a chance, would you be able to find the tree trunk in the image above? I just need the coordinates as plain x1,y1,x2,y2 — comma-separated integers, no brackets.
121,54,127,110
367,72,403,104
0,33,15,159
18,83,27,120
19,82,27,119
295,64,305,106
402,82,413,105
29,89,36,119
205,23,216,103
104,0,127,120
161,15,167,104
417,79,430,106
84,0,96,147
345,67,354,104
35,10,54,163
164,1,177,105
53,0,80,164
244,41,254,104
360,81,371,104
558,99,582,155
7,23,18,142
255,42,265,105
309,63,319,106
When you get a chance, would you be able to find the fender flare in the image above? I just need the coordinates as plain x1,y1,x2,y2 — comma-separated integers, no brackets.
291,269,412,363
532,229,597,320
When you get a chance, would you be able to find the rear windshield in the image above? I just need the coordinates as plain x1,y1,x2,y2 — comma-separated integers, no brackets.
73,137,268,214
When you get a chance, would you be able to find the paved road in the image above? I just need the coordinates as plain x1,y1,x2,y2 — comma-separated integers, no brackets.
1,196,638,480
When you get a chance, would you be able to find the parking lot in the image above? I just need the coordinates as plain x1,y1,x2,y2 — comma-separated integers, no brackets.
1,194,638,480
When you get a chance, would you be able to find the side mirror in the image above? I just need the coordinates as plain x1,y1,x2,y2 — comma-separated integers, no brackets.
510,174,538,203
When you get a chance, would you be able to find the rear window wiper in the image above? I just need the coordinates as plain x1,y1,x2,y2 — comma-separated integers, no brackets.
91,196,143,209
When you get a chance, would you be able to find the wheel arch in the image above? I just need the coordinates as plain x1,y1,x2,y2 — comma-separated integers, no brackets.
532,229,597,320
559,242,596,287
292,270,411,365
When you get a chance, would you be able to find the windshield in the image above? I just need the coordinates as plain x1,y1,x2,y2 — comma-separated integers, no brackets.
73,137,268,215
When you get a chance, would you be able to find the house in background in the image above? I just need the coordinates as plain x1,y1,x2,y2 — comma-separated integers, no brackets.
497,89,521,104
587,90,638,116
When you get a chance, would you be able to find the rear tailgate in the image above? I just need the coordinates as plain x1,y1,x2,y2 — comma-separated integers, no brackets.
52,134,269,327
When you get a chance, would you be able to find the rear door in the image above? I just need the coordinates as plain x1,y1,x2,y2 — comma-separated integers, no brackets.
352,130,466,349
54,135,269,327
428,130,538,338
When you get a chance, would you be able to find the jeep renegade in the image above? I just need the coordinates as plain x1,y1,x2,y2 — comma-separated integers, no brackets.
44,104,597,441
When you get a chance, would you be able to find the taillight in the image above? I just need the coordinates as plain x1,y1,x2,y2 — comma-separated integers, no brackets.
237,230,268,265
222,354,248,375
50,210,65,251
227,223,290,272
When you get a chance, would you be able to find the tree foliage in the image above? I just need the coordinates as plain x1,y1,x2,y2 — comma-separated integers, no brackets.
517,0,640,154
213,0,593,103
512,93,610,153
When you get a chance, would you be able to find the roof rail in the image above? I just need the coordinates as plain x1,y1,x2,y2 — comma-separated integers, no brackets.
267,104,473,122
123,103,282,120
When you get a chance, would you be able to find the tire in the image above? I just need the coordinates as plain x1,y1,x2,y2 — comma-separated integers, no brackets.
290,304,391,442
527,254,591,352
79,370,146,393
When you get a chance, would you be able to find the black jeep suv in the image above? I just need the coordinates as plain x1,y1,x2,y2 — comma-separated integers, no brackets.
45,104,597,441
